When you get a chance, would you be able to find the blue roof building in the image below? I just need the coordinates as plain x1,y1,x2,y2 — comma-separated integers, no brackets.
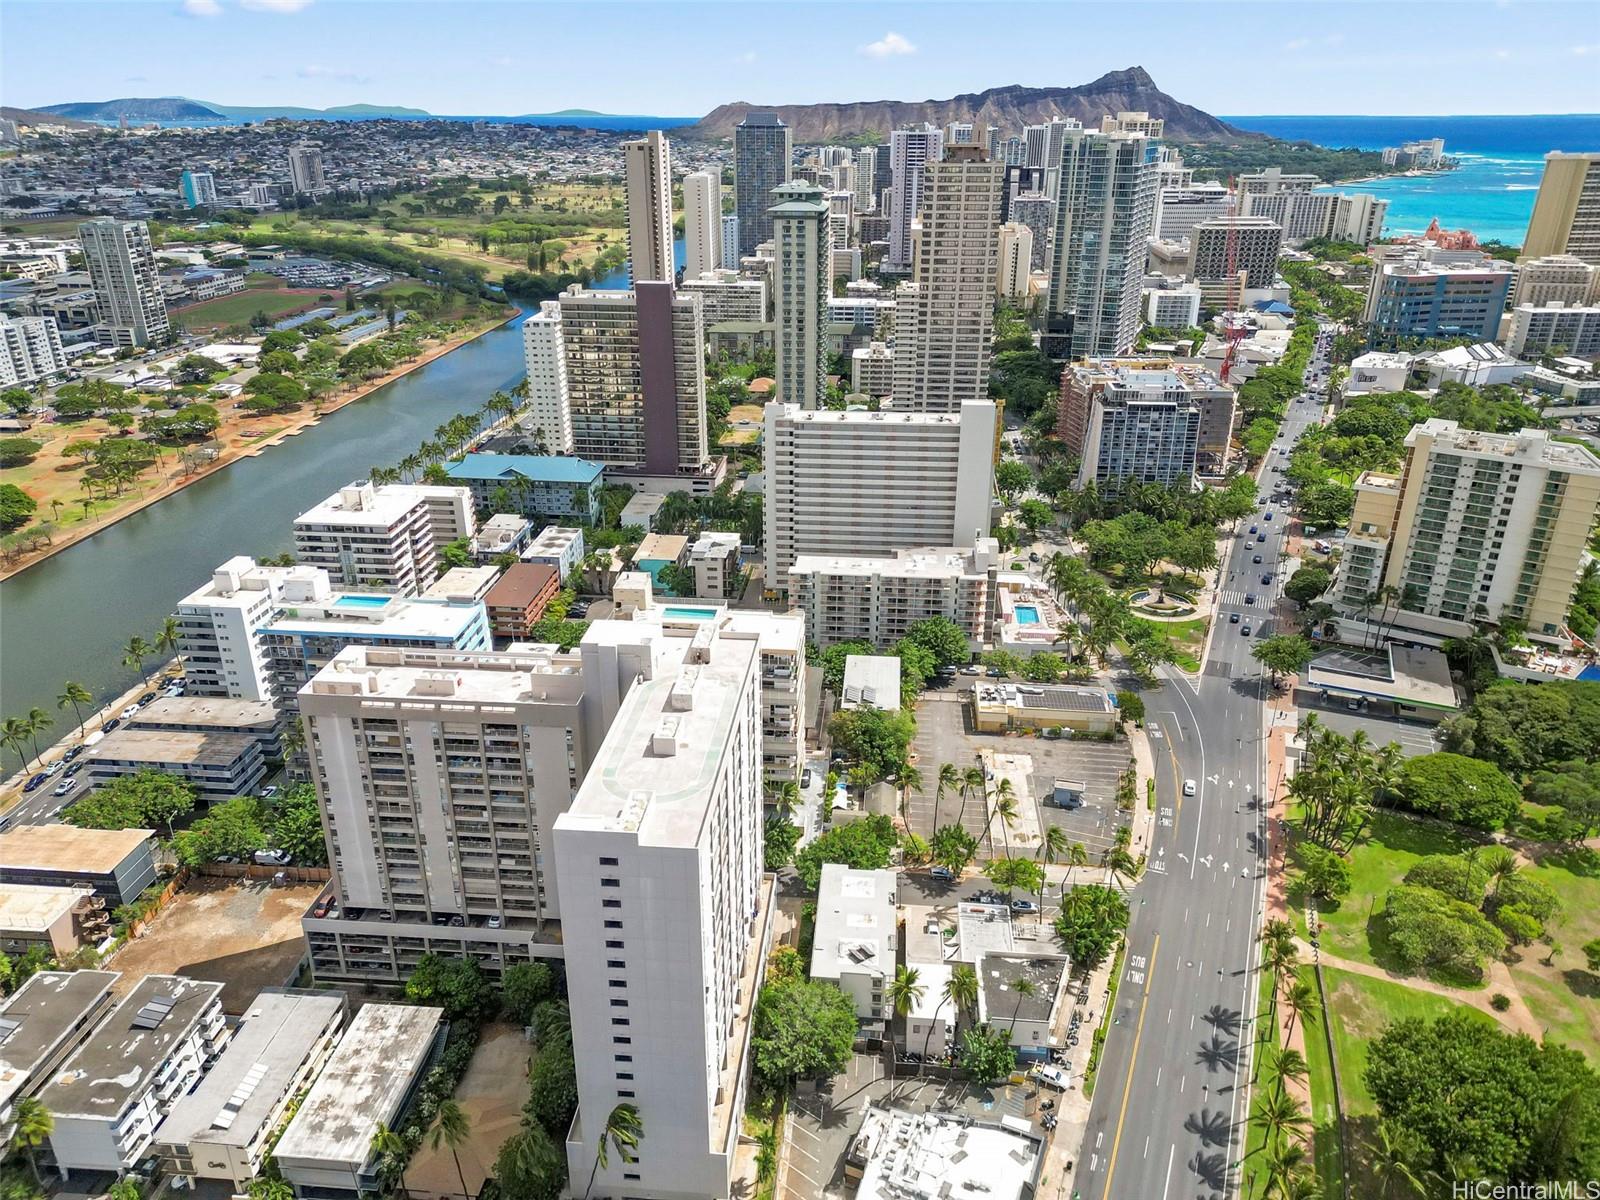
444,454,605,524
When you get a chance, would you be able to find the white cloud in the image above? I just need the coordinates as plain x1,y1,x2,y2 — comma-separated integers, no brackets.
860,31,916,58
1494,49,1513,60
1574,44,1600,56
240,0,314,11
739,51,758,64
1283,37,1311,51
181,0,222,16
298,64,370,84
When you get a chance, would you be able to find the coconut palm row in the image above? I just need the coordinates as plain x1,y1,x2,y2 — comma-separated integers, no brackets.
1245,919,1323,1199
2,617,183,775
368,382,529,488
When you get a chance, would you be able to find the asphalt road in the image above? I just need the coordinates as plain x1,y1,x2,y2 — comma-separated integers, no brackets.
1071,326,1335,1200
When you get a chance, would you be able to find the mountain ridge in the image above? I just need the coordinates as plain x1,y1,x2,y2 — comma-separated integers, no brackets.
684,67,1264,143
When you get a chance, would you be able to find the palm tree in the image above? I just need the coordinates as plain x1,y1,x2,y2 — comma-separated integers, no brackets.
122,634,152,682
1280,978,1320,1047
585,1102,643,1199
767,779,801,818
887,965,926,1023
992,791,1020,859
1268,1046,1308,1102
932,762,960,836
429,1099,472,1200
1251,1090,1312,1156
3,715,36,772
947,963,979,1036
1368,1122,1428,1199
891,763,925,827
986,776,1017,856
956,765,986,830
8,1097,54,1186
1006,977,1037,1041
1039,823,1069,910
1067,841,1090,869
154,616,183,674
57,680,94,736
1261,1138,1311,1198
368,1120,409,1195
23,707,52,766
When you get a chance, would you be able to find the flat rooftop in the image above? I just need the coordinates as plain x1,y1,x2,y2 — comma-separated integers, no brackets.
634,532,688,563
1409,418,1600,475
957,902,1015,964
274,1003,443,1168
1306,644,1459,711
851,1107,1043,1200
0,970,120,1113
129,696,278,730
156,990,345,1151
559,628,758,845
301,645,584,708
484,562,558,609
265,594,484,640
790,546,981,581
37,975,222,1120
0,883,91,931
86,728,256,768
842,655,901,712
527,526,582,551
295,483,433,528
811,865,897,983
978,953,1069,1028
422,566,501,601
0,824,155,875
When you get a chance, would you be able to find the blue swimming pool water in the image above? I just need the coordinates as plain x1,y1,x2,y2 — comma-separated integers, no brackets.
663,606,719,620
1015,605,1042,626
333,594,392,609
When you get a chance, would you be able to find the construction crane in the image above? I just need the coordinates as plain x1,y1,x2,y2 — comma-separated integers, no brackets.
1219,175,1247,383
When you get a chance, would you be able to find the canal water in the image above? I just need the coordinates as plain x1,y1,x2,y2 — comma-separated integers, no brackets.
0,309,531,726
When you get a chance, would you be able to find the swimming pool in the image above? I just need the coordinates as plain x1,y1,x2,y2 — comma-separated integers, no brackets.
663,606,720,620
1014,605,1042,625
333,594,392,610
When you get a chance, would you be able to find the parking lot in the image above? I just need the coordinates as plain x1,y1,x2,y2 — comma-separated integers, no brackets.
105,875,321,1013
908,692,1133,857
780,1052,1040,1200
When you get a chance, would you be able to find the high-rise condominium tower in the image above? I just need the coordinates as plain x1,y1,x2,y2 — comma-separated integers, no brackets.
179,170,216,208
1045,131,1159,359
522,300,575,453
1523,152,1600,264
288,144,325,194
893,146,1003,411
734,111,792,257
682,170,722,278
768,181,830,411
78,218,169,348
887,124,943,271
624,131,675,284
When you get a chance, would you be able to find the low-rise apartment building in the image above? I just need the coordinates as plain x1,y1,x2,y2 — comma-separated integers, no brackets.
522,525,586,581
688,531,742,599
154,989,346,1192
483,562,560,640
0,884,109,958
443,453,605,525
84,729,266,803
40,976,227,1174
0,971,119,1137
1505,301,1600,359
0,825,158,907
809,866,898,1034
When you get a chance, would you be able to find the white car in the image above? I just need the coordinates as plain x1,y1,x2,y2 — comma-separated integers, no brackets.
253,849,292,866
1183,779,1198,797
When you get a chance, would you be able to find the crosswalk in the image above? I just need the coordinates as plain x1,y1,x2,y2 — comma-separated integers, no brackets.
1215,589,1273,609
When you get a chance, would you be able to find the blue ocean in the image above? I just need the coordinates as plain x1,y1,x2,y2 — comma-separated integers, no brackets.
1221,114,1600,245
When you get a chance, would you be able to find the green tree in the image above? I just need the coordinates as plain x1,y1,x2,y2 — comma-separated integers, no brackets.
1582,938,1600,974
763,813,802,870
494,1124,566,1200
7,1097,52,1187
930,823,980,873
995,460,1033,504
750,977,857,1088
1524,760,1600,844
1395,753,1522,831
525,1037,579,1136
1251,634,1315,685
1402,854,1488,904
1052,885,1130,969
502,962,558,1025
957,1024,1017,1083
65,770,195,835
902,617,972,670
1383,885,1505,979
1284,566,1332,609
1442,680,1600,775
887,965,925,1022
825,707,916,779
122,634,153,682
269,783,329,864
584,1103,643,1199
368,1121,410,1195
1366,1012,1600,1181
172,796,269,866
792,815,898,889
986,856,1044,898
56,681,93,736
1295,843,1352,901
0,438,44,468
0,483,37,533
404,953,495,1022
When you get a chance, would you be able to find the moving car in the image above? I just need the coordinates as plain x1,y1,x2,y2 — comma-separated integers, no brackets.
1264,512,1274,521
1245,593,1256,605
1183,779,1197,797
1257,533,1266,543
1253,554,1263,564
52,775,77,797
1230,612,1241,624
1242,624,1252,636
1262,573,1273,585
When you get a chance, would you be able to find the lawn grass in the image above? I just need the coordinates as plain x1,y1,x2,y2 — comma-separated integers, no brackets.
172,288,322,330
1303,809,1483,973
1239,964,1280,1200
1512,848,1600,1060
1080,939,1126,1099
1295,966,1345,1196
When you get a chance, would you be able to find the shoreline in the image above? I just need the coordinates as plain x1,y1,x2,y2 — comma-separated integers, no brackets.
0,310,516,582
1330,164,1458,186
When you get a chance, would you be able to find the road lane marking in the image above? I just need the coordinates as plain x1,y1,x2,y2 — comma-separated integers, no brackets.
1161,1144,1176,1200
1100,934,1160,1200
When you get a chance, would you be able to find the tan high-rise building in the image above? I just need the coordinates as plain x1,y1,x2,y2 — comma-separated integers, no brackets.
682,170,722,278
1512,253,1600,308
623,130,675,284
996,222,1033,300
893,146,1003,412
1331,420,1600,644
1523,152,1600,264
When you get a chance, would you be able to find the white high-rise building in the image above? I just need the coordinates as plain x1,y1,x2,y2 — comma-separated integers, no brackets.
78,218,169,348
854,146,878,213
1153,182,1233,243
179,169,217,209
680,271,768,326
624,131,675,284
682,170,722,279
521,301,574,454
789,542,1001,648
763,401,997,584
720,214,740,271
1040,117,1085,205
894,146,1004,411
887,124,943,271
173,556,334,701
1513,254,1600,308
288,144,325,194
1506,302,1600,358
826,189,854,250
1238,167,1319,196
1045,131,1158,359
557,621,771,1200
997,222,1033,300
769,181,830,411
0,314,66,386
292,481,476,596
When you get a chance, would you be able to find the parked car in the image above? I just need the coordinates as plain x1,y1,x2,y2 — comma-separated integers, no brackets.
312,898,331,918
261,785,280,800
961,665,982,676
253,849,292,866
1028,552,1041,563
929,865,955,882
43,761,64,778
1248,525,1257,534
102,718,121,733
120,705,139,720
801,768,813,787
139,692,158,706
1264,512,1274,521
23,772,49,793
62,745,84,763
1010,899,1039,914
487,915,503,929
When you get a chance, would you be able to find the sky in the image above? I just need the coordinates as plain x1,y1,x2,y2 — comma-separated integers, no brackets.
3,0,1597,118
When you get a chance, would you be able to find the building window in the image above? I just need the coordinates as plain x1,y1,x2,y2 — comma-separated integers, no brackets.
605,940,624,949
604,920,623,929
616,1072,634,1081
607,959,626,969
602,899,622,909
609,998,628,1008
611,1017,630,1027
614,1053,633,1063
599,856,619,866
613,1035,632,1045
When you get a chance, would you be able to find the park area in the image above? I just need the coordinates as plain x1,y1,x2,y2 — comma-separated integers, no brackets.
170,278,330,332
104,875,323,1013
